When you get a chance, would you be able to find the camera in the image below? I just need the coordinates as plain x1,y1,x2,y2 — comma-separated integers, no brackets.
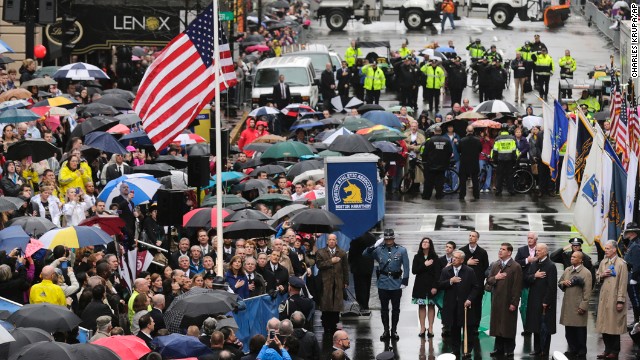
269,330,276,340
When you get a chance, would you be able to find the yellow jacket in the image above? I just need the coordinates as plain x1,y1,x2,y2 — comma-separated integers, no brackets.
399,47,412,58
420,64,445,89
21,168,39,190
362,65,386,90
29,279,66,306
58,162,92,197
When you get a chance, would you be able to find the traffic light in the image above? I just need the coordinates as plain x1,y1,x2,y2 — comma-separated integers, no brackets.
116,45,133,90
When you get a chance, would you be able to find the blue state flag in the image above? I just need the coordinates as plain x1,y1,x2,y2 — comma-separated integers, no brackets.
550,100,569,180
608,160,628,253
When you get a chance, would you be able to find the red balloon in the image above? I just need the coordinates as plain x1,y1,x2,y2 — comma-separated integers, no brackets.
34,45,46,59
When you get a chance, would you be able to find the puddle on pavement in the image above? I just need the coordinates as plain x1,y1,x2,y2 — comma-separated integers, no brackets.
434,215,475,231
542,214,573,232
489,214,529,231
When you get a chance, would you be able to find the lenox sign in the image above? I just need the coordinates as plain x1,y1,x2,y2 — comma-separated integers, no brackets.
113,16,171,31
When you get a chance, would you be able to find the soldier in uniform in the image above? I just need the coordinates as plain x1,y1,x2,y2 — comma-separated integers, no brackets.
363,229,410,341
550,237,594,270
279,276,314,322
623,222,640,327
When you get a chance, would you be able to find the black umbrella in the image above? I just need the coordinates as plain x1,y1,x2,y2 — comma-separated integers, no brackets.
320,117,342,126
77,103,120,116
102,88,135,102
286,159,323,180
6,216,57,237
84,131,128,154
94,94,132,110
238,179,273,194
245,34,265,42
289,208,344,233
372,141,402,153
0,327,52,359
0,56,15,65
328,134,376,154
249,164,287,177
269,0,289,8
115,113,142,126
224,208,271,221
70,116,119,138
7,304,81,333
440,118,469,138
8,340,74,360
68,343,121,360
267,22,287,31
223,219,276,239
154,155,188,168
358,103,385,114
0,197,26,212
163,288,238,333
187,143,210,156
133,163,174,177
5,139,58,162
244,142,272,153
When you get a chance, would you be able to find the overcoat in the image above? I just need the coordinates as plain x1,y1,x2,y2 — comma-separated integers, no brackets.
523,258,557,334
438,264,479,327
412,252,442,299
316,246,349,312
558,265,592,327
595,256,628,335
486,258,522,338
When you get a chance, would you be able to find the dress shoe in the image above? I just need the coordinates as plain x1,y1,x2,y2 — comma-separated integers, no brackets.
505,353,514,359
521,331,531,336
489,350,502,356
529,351,541,356
427,332,434,338
596,353,609,359
380,331,390,341
442,330,450,337
563,351,576,359
391,331,400,340
418,331,425,338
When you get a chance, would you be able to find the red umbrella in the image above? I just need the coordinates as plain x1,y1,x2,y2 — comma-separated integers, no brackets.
93,335,151,360
44,115,60,131
79,215,125,236
281,103,314,117
30,106,50,117
107,124,131,134
183,208,233,228
245,44,270,52
471,119,501,129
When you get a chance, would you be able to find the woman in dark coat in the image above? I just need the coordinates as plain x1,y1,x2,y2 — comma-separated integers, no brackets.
0,262,31,304
411,237,441,337
0,161,26,197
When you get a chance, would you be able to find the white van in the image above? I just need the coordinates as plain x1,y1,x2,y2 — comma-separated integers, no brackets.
251,57,319,109
281,44,334,81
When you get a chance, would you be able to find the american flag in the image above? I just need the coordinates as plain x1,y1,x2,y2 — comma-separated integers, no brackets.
629,83,640,156
609,74,629,169
133,4,237,151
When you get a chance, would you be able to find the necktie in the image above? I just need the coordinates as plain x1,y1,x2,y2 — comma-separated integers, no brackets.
272,265,277,272
281,83,285,98
330,249,335,256
454,267,459,277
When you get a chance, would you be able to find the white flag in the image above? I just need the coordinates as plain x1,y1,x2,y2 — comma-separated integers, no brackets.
560,114,579,208
626,152,638,224
573,130,605,245
541,100,555,167
599,149,613,240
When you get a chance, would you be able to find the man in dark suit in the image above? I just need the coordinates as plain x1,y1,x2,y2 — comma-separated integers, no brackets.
263,250,289,293
150,294,166,336
272,74,291,110
136,313,155,348
514,231,538,336
170,238,192,269
348,232,375,310
524,243,557,357
244,256,266,297
320,62,336,111
110,182,136,237
104,153,132,183
438,250,480,356
79,285,116,332
459,230,489,335
457,125,483,200
438,241,457,269
336,60,352,106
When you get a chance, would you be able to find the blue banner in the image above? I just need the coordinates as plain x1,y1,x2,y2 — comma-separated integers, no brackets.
232,293,288,353
551,100,569,180
326,155,384,239
609,160,628,252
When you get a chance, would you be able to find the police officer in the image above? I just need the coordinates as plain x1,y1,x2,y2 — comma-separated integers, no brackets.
559,49,577,98
550,237,594,270
530,34,547,53
624,223,640,326
466,39,486,61
420,58,446,114
485,45,503,63
279,276,314,321
421,125,453,200
397,56,418,108
491,124,519,195
345,40,363,68
517,41,537,89
363,229,410,341
472,57,491,103
576,90,601,112
442,56,467,107
534,47,554,100
362,61,386,105
398,39,412,59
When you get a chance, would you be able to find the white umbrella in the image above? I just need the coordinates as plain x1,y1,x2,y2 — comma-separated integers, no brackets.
473,99,519,114
292,169,325,184
52,62,110,80
322,127,353,145
331,96,345,112
345,97,364,109
160,170,189,190
0,325,14,344
613,1,629,9
97,173,162,206
331,96,364,112
522,115,543,129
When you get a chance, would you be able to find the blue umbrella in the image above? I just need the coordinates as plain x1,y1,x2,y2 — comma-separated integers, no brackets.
0,100,30,111
0,39,14,54
299,111,325,120
98,173,162,206
361,110,403,129
0,225,29,253
435,46,456,53
0,109,40,124
151,334,213,358
84,131,128,154
120,130,152,145
205,171,247,189
289,118,324,131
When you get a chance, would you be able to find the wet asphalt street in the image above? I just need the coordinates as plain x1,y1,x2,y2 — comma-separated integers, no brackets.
291,10,638,360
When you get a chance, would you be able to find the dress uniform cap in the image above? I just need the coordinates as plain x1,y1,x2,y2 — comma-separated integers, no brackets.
376,351,396,360
383,229,395,239
625,222,640,233
289,276,305,289
569,237,584,246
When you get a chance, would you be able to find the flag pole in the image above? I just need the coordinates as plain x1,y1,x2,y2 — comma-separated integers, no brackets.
213,0,224,276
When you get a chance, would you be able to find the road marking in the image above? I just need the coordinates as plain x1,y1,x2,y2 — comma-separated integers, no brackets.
528,213,545,232
475,213,490,232
418,214,439,232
